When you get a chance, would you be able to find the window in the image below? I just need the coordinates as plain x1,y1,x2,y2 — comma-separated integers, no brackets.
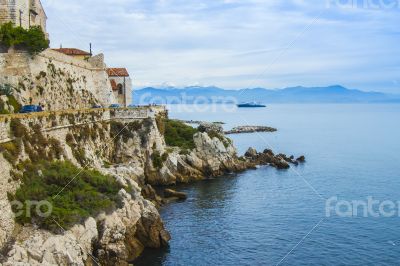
117,84,124,95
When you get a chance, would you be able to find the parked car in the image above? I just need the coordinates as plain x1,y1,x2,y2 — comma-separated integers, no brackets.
92,104,103,109
109,104,121,109
19,105,43,113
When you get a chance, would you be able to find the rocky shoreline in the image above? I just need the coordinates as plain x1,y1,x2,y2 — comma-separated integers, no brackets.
225,126,277,134
244,147,305,169
178,120,277,135
176,119,225,125
0,115,304,265
153,147,306,204
143,122,305,210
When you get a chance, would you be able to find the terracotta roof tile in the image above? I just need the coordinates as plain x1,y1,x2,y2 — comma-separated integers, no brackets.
53,48,91,56
107,68,130,77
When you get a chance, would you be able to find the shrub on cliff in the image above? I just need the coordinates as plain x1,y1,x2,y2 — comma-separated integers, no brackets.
164,119,198,150
0,84,13,96
0,84,21,113
10,161,122,232
110,120,142,142
0,22,49,55
152,151,169,169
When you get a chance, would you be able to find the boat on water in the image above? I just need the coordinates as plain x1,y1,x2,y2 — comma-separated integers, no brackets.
237,102,266,108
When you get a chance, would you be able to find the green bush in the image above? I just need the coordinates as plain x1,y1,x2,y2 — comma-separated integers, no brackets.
164,119,198,150
152,151,168,169
6,120,64,163
0,85,21,113
0,97,8,114
0,141,21,164
9,161,122,232
0,22,49,55
7,95,21,112
0,84,13,96
10,119,29,138
110,121,142,142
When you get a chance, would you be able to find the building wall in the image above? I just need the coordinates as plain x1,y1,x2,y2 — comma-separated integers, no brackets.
0,49,117,110
0,0,47,33
69,55,90,61
30,0,46,31
110,76,133,107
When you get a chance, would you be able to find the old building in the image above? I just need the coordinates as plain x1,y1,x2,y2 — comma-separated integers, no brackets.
0,0,47,33
107,68,132,107
52,48,92,61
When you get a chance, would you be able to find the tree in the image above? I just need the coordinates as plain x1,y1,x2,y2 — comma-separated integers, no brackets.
0,22,49,55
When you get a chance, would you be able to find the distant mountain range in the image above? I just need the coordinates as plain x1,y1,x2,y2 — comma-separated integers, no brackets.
132,85,400,104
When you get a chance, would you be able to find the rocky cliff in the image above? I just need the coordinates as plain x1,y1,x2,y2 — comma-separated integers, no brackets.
0,108,169,265
0,107,261,265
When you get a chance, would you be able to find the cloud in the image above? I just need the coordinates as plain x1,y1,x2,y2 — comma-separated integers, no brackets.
42,0,400,93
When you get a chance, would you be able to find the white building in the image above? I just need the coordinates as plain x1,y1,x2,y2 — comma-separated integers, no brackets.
107,68,132,107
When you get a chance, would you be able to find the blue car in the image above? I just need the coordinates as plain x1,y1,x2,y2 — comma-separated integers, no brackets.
109,104,121,109
20,105,43,113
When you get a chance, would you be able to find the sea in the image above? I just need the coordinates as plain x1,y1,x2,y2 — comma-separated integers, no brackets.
135,104,400,266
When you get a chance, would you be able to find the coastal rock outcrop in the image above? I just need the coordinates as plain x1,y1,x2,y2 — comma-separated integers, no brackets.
244,148,304,169
296,155,306,163
198,122,224,134
144,127,247,186
96,189,169,265
164,189,188,200
3,180,169,266
225,126,277,135
3,218,98,266
0,110,304,265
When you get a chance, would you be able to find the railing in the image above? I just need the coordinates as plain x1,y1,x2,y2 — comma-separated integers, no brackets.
0,106,166,144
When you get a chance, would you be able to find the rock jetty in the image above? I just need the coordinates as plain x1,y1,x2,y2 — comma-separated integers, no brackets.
225,126,277,135
176,120,225,125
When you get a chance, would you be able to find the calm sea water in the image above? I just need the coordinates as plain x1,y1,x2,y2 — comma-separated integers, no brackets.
136,104,400,266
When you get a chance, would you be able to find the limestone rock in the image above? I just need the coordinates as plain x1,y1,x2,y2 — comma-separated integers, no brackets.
2,177,169,266
243,148,305,170
245,147,258,158
198,122,224,134
4,218,98,266
96,188,169,265
141,184,163,207
296,155,306,163
164,189,187,200
225,125,277,134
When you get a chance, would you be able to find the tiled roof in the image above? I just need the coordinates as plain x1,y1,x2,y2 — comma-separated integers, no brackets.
107,68,130,77
110,80,118,90
53,48,91,56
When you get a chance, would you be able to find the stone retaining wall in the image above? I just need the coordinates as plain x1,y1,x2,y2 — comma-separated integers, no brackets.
0,106,166,143
0,49,116,110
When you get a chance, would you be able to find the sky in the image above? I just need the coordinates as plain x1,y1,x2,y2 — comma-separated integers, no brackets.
42,0,400,93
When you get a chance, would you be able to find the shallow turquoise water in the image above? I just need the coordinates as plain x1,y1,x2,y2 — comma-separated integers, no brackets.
136,104,400,265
